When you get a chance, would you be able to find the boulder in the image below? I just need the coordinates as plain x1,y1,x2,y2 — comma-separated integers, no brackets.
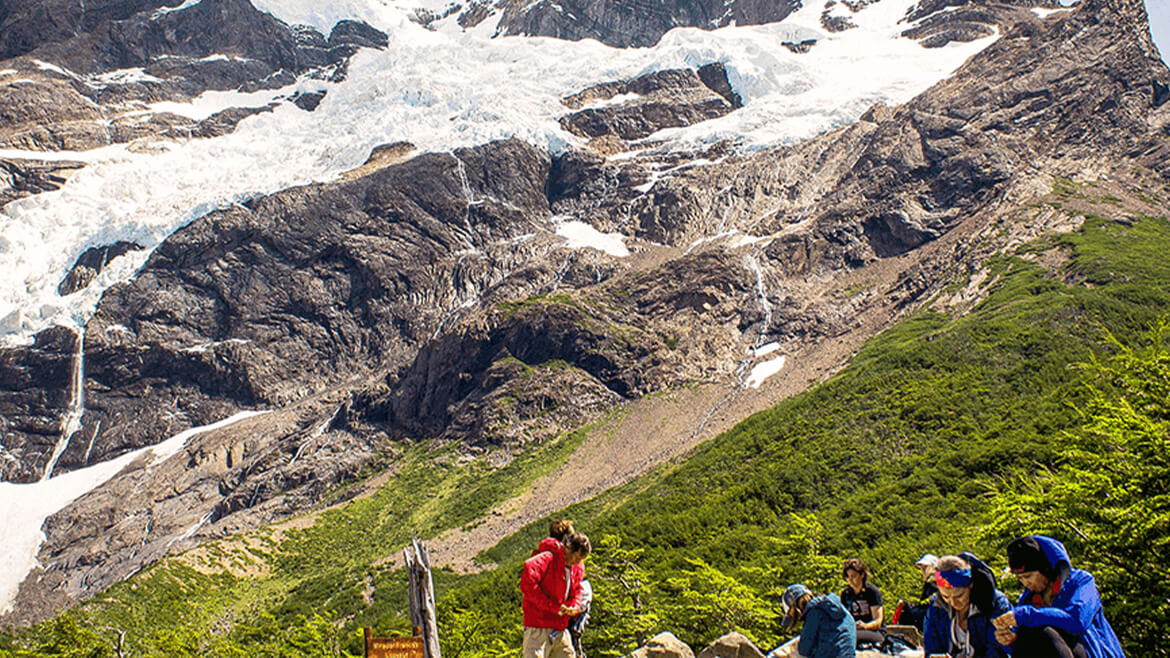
697,632,766,658
626,632,695,658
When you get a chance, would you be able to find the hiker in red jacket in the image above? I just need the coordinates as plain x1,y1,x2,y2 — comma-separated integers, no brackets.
521,531,592,658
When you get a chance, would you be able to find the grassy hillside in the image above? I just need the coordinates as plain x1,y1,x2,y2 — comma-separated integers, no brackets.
439,210,1170,656
3,185,1169,657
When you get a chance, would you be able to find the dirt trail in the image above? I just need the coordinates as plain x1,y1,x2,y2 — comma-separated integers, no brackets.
422,316,884,573
417,177,1040,572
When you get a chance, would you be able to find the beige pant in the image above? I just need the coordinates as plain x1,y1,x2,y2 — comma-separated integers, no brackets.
523,626,576,658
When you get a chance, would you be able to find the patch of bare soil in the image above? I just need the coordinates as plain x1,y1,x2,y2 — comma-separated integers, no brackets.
418,172,1101,573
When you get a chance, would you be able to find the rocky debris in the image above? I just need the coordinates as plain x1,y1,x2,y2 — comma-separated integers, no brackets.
782,39,818,54
57,242,145,296
0,0,389,150
0,138,557,482
821,13,857,33
480,0,801,48
0,157,85,208
560,68,740,142
4,0,1170,625
0,0,175,61
697,632,766,658
4,392,381,626
0,326,79,483
626,632,695,658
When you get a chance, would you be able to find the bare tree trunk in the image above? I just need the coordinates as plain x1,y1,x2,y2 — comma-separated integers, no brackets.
405,538,443,658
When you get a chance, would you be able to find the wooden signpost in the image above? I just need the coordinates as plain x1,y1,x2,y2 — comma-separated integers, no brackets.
403,538,443,658
364,537,442,658
364,629,425,658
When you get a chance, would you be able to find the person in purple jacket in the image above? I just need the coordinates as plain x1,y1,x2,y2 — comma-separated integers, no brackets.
992,535,1125,658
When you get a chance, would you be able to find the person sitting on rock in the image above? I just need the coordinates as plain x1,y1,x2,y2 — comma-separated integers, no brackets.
766,583,856,658
894,553,940,632
922,553,1011,658
520,531,591,658
992,535,1124,658
840,558,884,647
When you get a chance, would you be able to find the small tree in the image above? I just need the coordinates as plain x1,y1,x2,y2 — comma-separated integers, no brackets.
588,535,660,656
438,606,517,658
985,321,1170,656
657,558,777,650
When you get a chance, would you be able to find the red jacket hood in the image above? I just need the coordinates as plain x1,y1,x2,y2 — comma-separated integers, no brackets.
532,537,564,557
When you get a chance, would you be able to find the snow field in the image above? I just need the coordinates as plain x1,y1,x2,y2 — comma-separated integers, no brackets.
0,411,269,614
0,0,998,345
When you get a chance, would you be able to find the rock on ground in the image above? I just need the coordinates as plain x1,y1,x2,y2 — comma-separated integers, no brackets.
626,632,695,658
697,631,766,658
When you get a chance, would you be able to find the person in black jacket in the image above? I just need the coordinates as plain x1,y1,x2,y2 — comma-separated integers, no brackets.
840,558,884,647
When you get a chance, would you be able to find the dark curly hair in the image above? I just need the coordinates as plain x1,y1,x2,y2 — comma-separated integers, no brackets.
549,519,574,543
842,557,871,584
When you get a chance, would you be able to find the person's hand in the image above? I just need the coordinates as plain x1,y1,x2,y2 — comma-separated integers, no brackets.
993,611,1016,630
995,628,1017,646
559,605,581,616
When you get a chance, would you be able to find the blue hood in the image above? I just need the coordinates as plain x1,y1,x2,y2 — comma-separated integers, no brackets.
1033,535,1072,572
807,592,849,622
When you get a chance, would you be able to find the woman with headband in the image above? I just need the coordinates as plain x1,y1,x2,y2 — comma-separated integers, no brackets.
922,553,1012,658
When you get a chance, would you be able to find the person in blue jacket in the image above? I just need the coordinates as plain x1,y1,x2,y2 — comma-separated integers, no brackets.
766,583,856,658
922,553,1012,658
993,535,1125,658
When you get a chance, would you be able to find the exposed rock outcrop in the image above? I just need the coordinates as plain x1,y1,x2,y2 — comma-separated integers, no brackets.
0,157,85,209
697,632,766,658
626,632,695,658
0,0,389,151
2,0,1169,629
477,0,802,48
58,242,144,296
560,66,740,144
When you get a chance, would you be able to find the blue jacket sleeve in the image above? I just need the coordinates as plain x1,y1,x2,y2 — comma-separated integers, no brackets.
983,593,1012,658
1013,574,1098,637
922,603,947,656
798,607,824,658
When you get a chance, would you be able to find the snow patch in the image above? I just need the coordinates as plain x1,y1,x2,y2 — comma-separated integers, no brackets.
752,342,780,358
147,80,302,120
1032,7,1069,18
733,233,773,248
86,68,165,86
746,354,786,388
0,0,999,345
32,60,80,80
556,220,630,257
152,0,204,19
0,410,268,615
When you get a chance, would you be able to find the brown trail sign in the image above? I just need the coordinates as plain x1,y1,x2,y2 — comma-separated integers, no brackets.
364,629,425,658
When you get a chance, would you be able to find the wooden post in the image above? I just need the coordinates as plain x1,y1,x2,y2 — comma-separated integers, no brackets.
404,538,443,658
364,627,373,658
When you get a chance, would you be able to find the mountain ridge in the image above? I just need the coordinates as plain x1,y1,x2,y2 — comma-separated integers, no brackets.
0,0,1167,644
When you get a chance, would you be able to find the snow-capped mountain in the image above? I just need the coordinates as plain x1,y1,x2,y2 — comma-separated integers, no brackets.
0,0,1167,626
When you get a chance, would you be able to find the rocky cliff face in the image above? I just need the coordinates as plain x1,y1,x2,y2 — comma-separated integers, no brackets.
1,0,1168,627
0,0,388,153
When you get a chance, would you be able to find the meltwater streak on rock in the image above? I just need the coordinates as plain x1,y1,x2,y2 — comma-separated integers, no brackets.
0,409,267,615
39,326,84,481
0,0,996,347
